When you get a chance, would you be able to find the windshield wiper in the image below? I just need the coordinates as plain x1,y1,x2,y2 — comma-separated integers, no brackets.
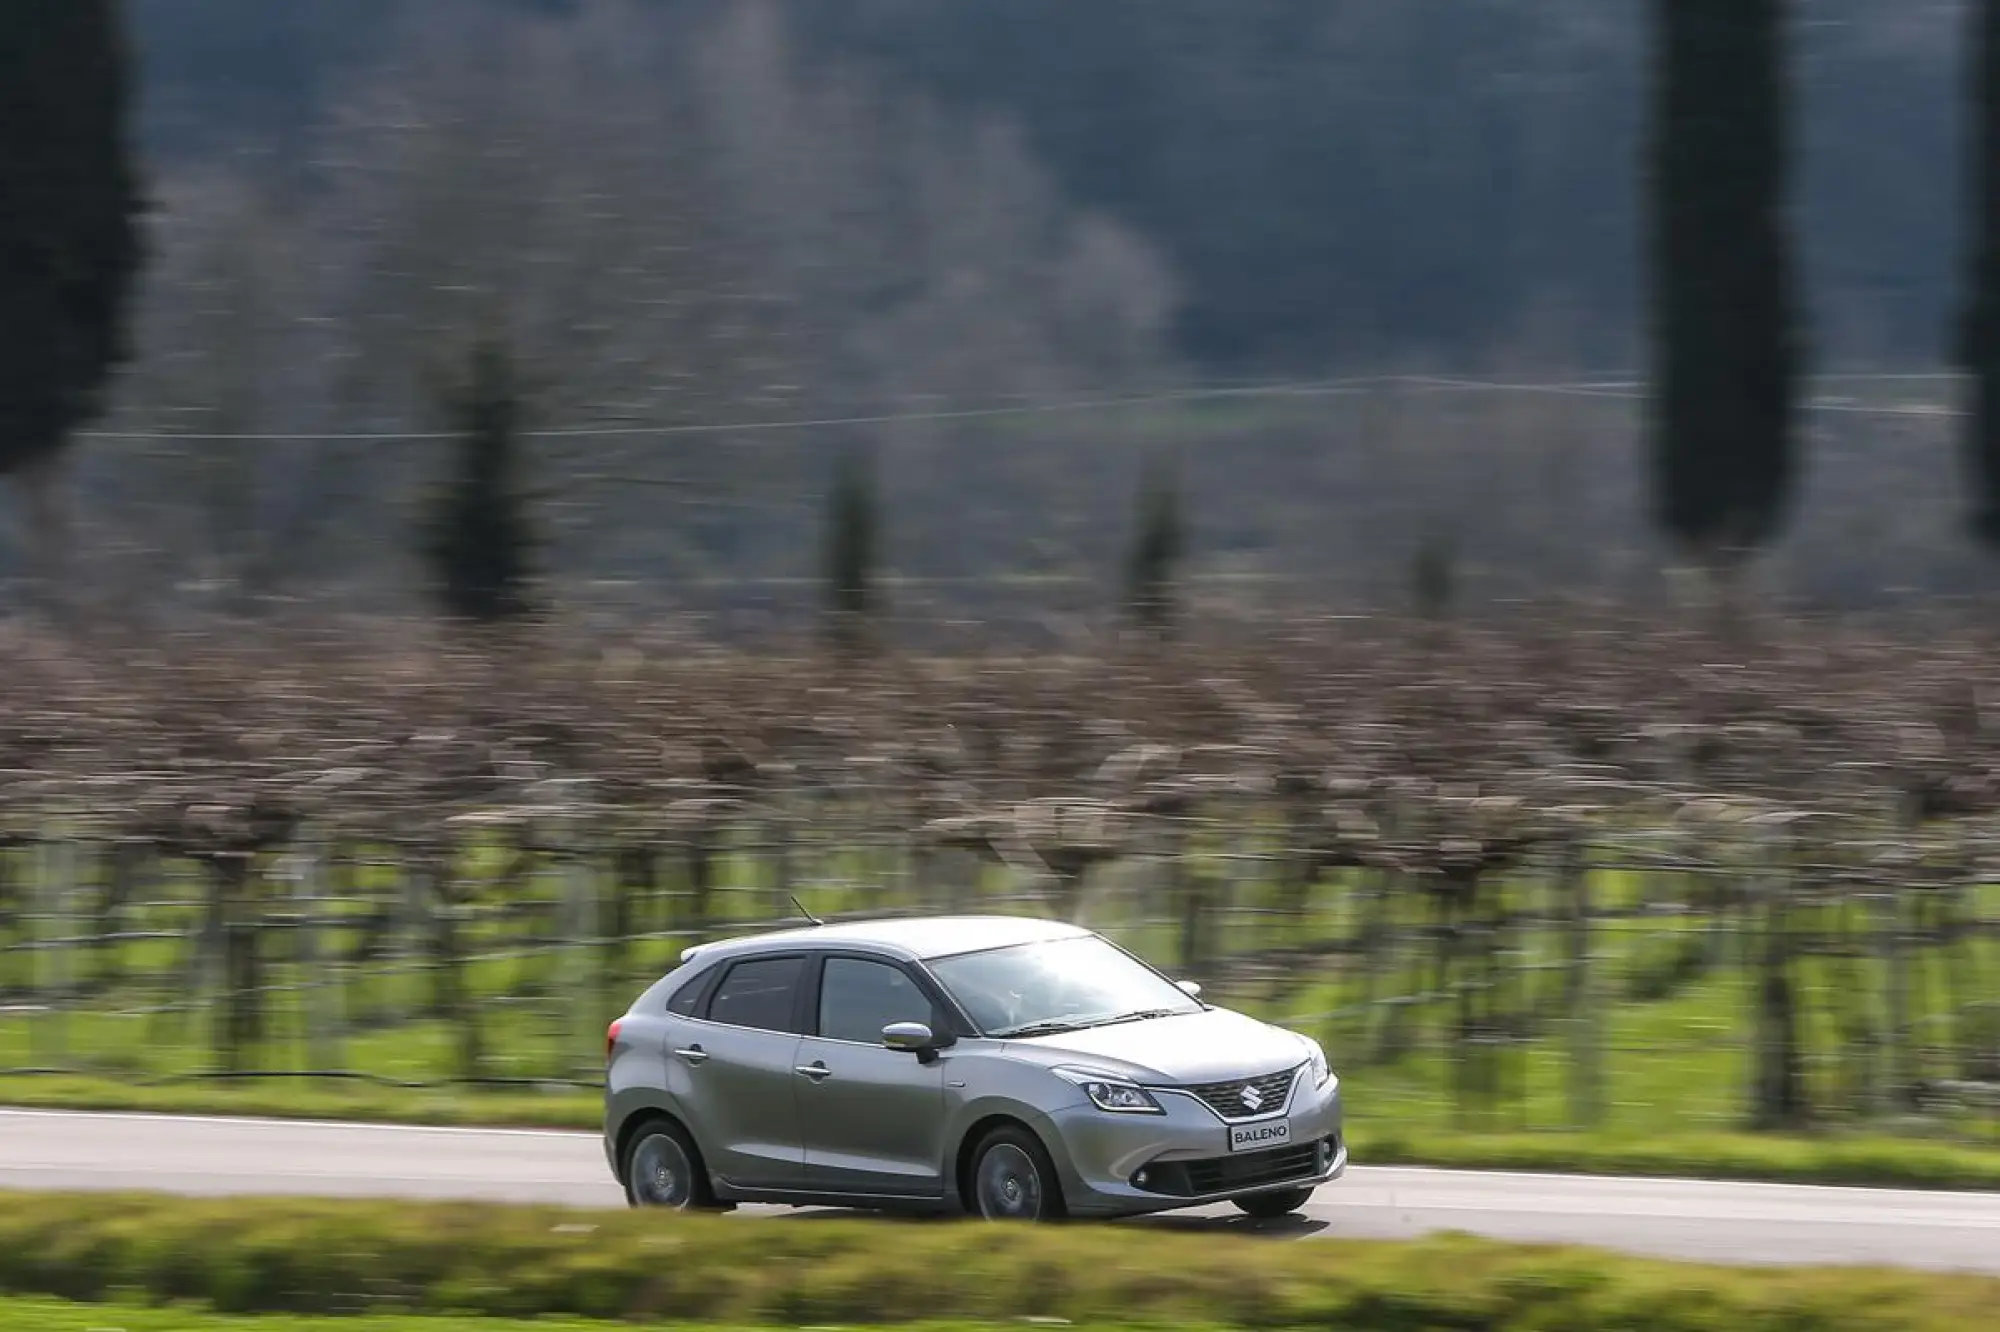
991,1007,1189,1038
989,1018,1094,1039
1094,1007,1189,1027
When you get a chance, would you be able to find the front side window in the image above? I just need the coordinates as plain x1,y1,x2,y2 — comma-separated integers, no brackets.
927,934,1200,1037
705,955,805,1032
818,957,931,1044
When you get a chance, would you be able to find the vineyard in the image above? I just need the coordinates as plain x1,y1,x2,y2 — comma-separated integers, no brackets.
0,613,1996,1151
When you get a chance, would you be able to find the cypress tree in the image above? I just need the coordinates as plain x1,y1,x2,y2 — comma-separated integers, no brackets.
822,446,879,649
0,1,145,593
1962,0,2000,546
419,336,539,623
1645,1,1802,612
1123,457,1184,634
1411,531,1456,621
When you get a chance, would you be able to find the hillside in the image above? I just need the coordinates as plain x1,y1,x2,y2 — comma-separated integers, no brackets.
131,0,1961,374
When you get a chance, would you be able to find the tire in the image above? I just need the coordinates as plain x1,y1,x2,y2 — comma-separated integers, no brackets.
967,1124,1067,1222
621,1119,718,1211
1230,1186,1315,1219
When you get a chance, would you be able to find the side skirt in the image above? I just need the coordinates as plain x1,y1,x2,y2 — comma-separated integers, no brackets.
711,1178,959,1217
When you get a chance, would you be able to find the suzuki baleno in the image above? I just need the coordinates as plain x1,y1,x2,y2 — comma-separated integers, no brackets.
602,914,1346,1221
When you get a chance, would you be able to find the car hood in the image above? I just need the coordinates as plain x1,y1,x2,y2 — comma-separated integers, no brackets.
1007,1006,1310,1085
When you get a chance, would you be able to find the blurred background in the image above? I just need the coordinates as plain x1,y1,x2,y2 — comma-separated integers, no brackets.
2,0,1998,1179
4,0,1989,629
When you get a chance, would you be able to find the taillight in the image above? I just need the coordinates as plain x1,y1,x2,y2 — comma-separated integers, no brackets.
606,1018,623,1062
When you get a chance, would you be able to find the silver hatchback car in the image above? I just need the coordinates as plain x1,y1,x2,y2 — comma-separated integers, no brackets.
602,914,1346,1221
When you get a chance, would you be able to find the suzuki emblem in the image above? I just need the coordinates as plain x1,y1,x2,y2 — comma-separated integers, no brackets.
1240,1083,1264,1111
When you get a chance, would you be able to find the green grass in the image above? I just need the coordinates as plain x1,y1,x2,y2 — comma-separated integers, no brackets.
0,1192,1996,1331
0,1304,1978,1332
4,838,1998,1191
0,1304,832,1332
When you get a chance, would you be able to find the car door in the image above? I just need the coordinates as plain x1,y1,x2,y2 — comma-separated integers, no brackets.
794,953,949,1198
672,952,809,1192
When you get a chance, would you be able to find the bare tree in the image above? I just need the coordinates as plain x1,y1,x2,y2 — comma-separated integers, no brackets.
86,0,1183,615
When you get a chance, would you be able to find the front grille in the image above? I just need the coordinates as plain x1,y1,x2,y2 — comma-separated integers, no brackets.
1182,1064,1301,1121
1135,1136,1330,1198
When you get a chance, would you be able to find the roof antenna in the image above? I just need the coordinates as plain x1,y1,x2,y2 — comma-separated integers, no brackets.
790,894,825,927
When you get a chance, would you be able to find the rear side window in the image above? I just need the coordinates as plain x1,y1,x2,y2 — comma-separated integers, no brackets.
663,968,710,1016
704,956,805,1033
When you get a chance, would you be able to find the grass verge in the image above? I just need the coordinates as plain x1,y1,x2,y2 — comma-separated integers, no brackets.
7,1072,2000,1192
2,1193,1998,1331
0,1305,1301,1332
0,1304,893,1332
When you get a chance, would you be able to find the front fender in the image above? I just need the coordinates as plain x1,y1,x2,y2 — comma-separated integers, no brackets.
942,1084,1084,1208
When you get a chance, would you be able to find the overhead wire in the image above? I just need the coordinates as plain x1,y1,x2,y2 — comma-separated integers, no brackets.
72,369,1969,444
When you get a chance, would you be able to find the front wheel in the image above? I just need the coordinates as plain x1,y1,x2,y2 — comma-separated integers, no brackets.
969,1125,1067,1222
1230,1186,1315,1219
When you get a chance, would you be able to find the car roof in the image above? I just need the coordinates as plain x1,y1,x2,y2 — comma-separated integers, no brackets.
682,913,1092,965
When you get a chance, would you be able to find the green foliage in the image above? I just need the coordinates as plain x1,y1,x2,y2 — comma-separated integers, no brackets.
418,336,539,624
1123,457,1184,632
1646,0,1803,564
0,0,145,477
0,1192,1993,1328
822,447,880,647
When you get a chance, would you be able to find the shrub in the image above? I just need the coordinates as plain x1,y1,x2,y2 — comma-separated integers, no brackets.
0,1193,1990,1330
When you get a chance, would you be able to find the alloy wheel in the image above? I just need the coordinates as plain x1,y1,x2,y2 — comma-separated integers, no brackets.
629,1132,694,1208
975,1141,1045,1220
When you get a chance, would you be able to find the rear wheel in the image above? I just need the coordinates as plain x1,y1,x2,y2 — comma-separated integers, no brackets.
1230,1186,1315,1219
622,1120,718,1210
969,1124,1066,1222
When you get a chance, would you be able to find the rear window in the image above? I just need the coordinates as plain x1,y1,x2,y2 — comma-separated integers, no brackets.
704,955,806,1033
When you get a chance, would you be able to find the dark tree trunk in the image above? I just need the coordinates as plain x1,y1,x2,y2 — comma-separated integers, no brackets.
1174,844,1209,977
1879,884,1916,1109
684,828,716,939
1752,876,1806,1130
214,853,264,1074
91,839,143,990
1369,875,1422,1066
425,858,484,1081
1558,840,1604,1128
1826,893,1878,1116
1962,0,2000,546
0,843,19,998
609,844,656,979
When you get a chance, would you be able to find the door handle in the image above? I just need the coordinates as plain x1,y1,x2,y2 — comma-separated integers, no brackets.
794,1061,832,1081
673,1045,710,1065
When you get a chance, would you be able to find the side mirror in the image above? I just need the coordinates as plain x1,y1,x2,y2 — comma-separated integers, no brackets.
1175,979,1203,999
883,1021,941,1064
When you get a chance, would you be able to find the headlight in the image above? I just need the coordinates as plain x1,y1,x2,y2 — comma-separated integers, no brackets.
1053,1066,1164,1114
1301,1036,1334,1089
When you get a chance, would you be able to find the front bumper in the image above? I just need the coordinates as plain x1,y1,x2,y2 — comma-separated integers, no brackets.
1040,1072,1346,1217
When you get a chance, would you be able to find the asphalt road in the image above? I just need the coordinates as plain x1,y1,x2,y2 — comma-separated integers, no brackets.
3,1108,1998,1273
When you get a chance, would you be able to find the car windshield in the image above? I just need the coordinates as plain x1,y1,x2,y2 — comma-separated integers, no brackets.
926,934,1203,1037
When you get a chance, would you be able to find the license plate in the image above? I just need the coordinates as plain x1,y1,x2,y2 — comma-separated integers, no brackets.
1228,1119,1291,1153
